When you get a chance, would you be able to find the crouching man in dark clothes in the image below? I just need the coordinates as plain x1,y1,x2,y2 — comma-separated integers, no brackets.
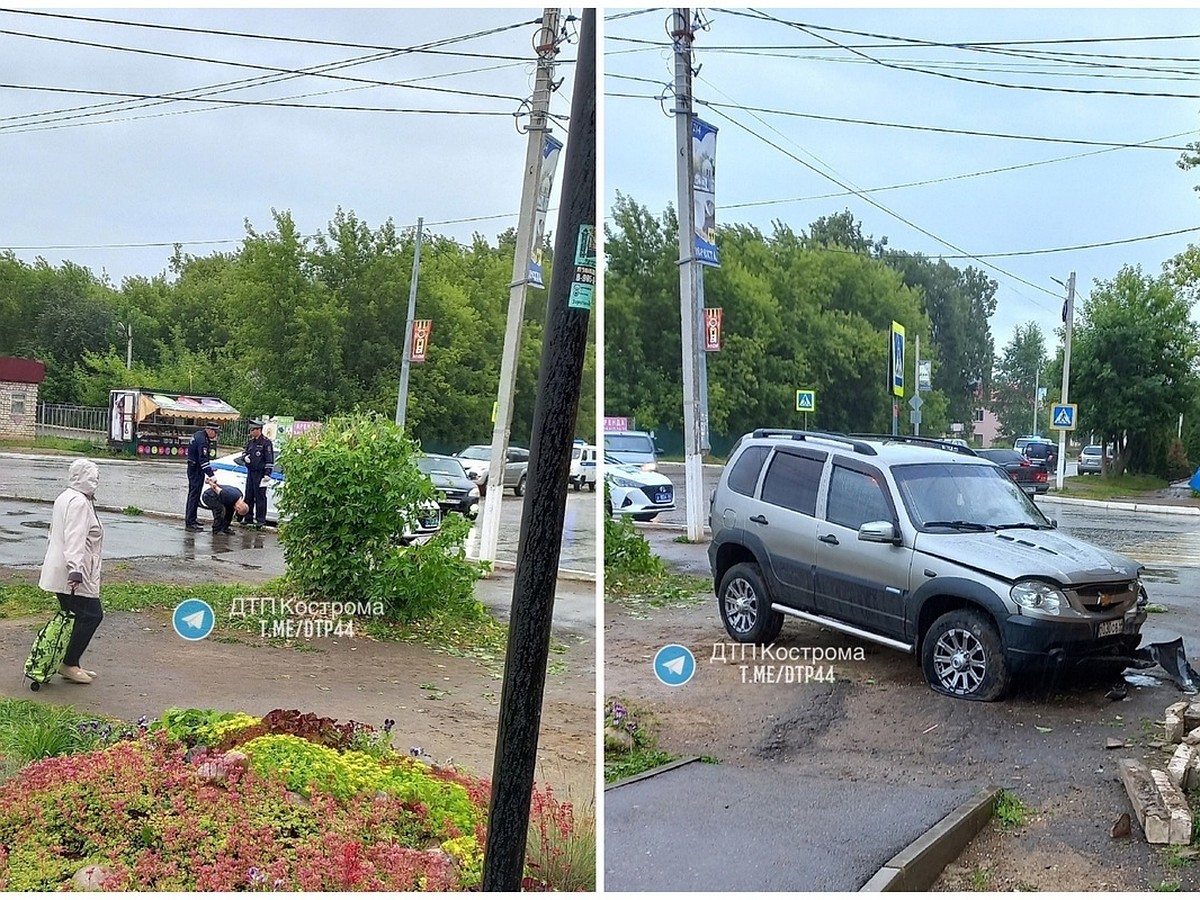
201,479,249,535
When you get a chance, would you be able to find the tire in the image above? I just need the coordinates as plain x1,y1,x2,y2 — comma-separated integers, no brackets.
921,609,1011,701
605,496,613,517
631,512,658,523
586,479,595,493
514,474,526,497
717,562,784,644
29,682,39,692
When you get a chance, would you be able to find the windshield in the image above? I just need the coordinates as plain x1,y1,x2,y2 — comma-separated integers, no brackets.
892,463,1050,531
418,456,466,478
605,434,654,454
457,446,490,460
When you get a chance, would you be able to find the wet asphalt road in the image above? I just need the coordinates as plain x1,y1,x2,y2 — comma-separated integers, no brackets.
0,452,596,575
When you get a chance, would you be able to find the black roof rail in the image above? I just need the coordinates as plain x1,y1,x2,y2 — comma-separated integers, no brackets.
749,428,878,457
848,433,979,457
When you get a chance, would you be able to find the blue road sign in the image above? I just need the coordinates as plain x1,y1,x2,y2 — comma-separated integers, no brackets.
1051,403,1077,431
173,598,215,641
796,389,816,413
654,644,696,687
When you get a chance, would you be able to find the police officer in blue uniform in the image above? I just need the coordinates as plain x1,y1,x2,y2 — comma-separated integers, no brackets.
184,421,219,532
237,419,275,528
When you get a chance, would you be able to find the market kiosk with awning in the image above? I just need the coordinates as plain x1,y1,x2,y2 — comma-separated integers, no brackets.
108,389,240,458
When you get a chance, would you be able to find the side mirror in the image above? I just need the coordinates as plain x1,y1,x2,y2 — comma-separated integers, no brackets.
655,446,663,456
859,520,899,545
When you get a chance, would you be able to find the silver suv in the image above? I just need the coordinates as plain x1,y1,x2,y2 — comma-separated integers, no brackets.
708,430,1149,701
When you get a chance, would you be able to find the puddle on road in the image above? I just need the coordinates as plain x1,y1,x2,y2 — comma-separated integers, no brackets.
1139,566,1180,585
19,520,48,530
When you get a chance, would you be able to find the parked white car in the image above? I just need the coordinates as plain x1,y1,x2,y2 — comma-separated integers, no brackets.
604,453,675,522
209,453,442,543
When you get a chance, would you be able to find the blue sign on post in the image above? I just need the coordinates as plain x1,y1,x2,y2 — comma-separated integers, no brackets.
1050,403,1077,431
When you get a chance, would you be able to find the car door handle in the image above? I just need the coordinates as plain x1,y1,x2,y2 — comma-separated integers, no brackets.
749,515,768,525
818,534,839,545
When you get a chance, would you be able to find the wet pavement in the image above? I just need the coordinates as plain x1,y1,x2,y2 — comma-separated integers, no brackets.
0,452,596,576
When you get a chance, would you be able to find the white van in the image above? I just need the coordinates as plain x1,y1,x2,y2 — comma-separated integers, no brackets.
569,442,598,491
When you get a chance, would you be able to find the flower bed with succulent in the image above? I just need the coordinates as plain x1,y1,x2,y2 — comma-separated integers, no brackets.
603,698,677,784
0,702,594,891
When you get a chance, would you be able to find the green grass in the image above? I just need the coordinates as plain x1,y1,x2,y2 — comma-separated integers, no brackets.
0,698,125,771
0,436,125,456
1152,880,1182,892
1058,473,1171,501
604,747,677,783
969,868,991,890
994,789,1034,829
0,577,511,659
605,572,710,608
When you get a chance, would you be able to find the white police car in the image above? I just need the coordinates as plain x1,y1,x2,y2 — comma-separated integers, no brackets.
210,453,442,543
604,453,675,522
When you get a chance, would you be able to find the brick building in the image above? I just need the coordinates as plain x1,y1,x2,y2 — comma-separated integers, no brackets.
0,357,46,439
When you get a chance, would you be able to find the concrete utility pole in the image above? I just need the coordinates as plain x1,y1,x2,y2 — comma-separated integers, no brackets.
673,8,706,542
479,7,561,565
913,334,920,436
394,216,424,431
481,8,594,890
1056,271,1076,490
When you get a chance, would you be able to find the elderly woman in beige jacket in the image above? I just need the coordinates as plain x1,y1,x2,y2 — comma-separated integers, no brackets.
38,458,104,684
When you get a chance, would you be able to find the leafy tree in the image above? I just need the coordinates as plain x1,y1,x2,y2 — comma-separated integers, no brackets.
276,412,488,620
880,252,996,426
992,323,1048,441
1068,265,1199,475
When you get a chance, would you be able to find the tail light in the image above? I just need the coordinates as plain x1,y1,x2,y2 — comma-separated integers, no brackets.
1034,470,1047,483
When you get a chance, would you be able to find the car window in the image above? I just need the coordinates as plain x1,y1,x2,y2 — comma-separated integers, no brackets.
893,463,1046,528
826,464,891,530
605,434,654,454
417,456,466,478
760,449,824,514
726,446,770,497
458,446,489,460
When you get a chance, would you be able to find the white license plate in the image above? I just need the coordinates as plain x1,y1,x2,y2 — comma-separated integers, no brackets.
1097,618,1123,638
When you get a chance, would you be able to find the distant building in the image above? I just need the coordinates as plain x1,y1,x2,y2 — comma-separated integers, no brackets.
0,357,45,439
972,407,1001,448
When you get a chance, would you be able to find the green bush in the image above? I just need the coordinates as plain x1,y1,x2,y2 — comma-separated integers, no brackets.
150,708,259,747
1166,438,1192,483
276,412,487,621
603,486,666,581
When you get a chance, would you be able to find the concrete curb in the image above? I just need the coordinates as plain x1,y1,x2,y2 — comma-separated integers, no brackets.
1039,494,1200,516
604,755,704,791
858,785,1000,891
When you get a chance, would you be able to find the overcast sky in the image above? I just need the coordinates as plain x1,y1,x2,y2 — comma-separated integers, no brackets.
1,7,572,284
604,7,1200,354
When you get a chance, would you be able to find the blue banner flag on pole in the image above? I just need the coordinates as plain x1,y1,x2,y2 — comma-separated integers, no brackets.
692,118,719,267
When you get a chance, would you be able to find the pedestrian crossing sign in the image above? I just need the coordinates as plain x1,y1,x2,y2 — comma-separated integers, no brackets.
796,389,816,413
1050,403,1077,430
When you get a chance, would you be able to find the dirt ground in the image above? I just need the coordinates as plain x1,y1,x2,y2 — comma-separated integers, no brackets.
605,592,1200,891
0,558,596,805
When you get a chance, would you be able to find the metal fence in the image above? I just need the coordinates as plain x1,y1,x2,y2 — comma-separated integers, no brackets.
37,403,108,434
35,403,250,448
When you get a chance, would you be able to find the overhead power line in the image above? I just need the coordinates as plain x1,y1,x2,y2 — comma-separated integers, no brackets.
735,9,1200,100
0,8,539,60
606,90,1192,151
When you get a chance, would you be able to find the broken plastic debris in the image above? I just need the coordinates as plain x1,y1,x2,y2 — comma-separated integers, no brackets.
1129,638,1200,694
1123,673,1162,688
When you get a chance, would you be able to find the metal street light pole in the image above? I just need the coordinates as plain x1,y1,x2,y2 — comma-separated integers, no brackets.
1056,271,1076,490
395,216,425,432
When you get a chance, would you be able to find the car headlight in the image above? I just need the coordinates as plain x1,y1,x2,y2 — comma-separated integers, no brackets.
1011,580,1066,615
640,462,657,472
609,475,641,488
469,486,480,499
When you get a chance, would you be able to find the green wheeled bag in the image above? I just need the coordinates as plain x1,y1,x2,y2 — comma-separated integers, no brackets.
24,611,76,691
